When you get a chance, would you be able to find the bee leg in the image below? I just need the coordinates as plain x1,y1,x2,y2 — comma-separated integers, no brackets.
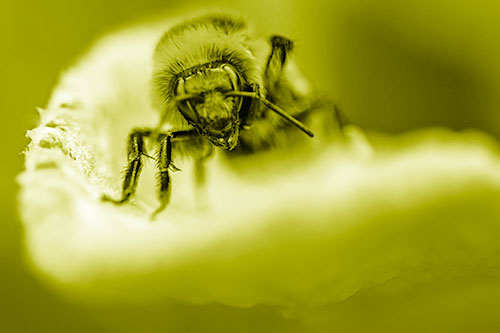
194,158,205,187
102,129,150,204
294,102,348,135
334,104,348,134
194,145,214,187
151,134,174,219
193,145,214,208
264,35,294,89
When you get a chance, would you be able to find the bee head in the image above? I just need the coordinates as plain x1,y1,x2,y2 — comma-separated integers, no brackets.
174,63,243,150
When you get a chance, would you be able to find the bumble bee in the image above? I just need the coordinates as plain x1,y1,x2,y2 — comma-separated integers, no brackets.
103,12,345,217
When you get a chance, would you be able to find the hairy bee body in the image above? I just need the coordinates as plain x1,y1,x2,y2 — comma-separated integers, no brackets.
103,12,344,216
153,13,326,151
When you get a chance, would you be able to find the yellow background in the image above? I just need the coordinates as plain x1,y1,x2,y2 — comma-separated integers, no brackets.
3,0,500,331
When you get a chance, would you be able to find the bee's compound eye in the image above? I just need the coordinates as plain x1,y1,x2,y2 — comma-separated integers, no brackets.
177,100,199,123
222,64,240,91
175,77,200,123
176,77,186,96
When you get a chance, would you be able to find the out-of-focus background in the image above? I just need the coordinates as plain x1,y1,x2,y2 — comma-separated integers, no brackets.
3,0,500,331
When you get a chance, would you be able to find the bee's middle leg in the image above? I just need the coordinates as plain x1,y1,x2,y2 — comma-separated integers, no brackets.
264,35,294,89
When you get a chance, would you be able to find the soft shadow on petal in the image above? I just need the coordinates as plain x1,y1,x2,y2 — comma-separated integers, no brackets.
17,17,500,332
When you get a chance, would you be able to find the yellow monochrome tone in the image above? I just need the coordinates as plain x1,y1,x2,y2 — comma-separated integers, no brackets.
3,0,500,332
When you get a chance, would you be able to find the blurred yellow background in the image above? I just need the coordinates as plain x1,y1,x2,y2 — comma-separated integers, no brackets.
3,0,500,331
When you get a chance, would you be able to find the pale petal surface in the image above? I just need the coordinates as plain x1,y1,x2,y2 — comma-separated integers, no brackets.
18,18,500,330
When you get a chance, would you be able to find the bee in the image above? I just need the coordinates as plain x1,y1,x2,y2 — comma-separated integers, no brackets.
102,12,345,217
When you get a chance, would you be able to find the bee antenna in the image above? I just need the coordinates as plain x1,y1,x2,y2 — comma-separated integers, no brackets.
225,91,314,137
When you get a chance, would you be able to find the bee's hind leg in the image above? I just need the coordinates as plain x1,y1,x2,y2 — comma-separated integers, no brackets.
102,129,150,205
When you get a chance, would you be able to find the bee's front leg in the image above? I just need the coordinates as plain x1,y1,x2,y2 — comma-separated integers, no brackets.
151,133,174,219
151,129,198,219
102,129,151,204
